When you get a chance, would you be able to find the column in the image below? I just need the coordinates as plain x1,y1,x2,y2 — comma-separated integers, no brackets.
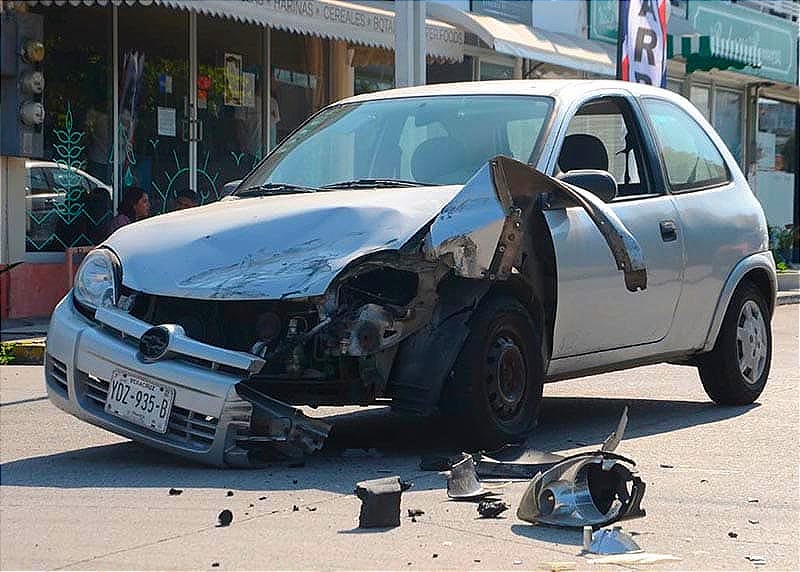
394,0,426,87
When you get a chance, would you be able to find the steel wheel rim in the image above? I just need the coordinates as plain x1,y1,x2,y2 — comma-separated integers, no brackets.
736,300,768,385
485,334,527,421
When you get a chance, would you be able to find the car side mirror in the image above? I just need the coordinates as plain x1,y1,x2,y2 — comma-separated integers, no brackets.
557,170,618,203
221,179,242,196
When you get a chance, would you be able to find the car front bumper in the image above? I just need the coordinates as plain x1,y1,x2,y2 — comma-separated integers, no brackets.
44,294,276,467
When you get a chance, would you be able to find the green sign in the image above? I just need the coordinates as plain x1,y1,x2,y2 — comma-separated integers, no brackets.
588,0,618,45
588,0,798,85
689,1,798,85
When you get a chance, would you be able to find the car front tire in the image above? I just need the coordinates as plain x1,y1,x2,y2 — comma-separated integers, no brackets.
698,281,772,405
441,295,544,448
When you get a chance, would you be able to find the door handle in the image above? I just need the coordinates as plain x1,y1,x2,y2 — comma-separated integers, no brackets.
659,220,678,242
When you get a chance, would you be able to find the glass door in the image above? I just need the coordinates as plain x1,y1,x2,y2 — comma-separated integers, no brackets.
118,6,190,215
196,16,266,202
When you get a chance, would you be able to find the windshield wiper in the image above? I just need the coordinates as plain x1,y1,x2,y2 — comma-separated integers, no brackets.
237,182,320,196
320,178,431,189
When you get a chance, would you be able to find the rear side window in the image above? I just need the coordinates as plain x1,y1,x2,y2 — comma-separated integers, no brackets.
27,168,50,194
643,98,730,192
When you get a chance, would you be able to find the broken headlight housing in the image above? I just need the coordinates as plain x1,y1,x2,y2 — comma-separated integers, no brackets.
516,451,645,529
73,248,120,311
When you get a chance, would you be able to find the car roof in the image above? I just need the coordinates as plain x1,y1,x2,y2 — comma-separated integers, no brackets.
338,79,683,106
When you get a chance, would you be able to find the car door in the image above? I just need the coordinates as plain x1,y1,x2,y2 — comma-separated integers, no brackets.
544,94,685,358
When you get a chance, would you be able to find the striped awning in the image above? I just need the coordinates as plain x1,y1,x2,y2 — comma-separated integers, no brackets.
21,0,465,61
667,34,762,73
428,2,616,76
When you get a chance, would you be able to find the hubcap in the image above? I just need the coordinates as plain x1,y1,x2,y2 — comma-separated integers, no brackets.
736,300,768,385
486,335,526,421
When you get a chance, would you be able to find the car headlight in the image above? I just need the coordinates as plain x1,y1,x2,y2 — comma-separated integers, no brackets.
73,249,120,310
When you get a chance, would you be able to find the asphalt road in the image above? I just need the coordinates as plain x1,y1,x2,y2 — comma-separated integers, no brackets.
1,305,798,571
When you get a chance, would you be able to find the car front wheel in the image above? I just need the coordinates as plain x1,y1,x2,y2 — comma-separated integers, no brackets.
698,281,772,405
441,295,544,448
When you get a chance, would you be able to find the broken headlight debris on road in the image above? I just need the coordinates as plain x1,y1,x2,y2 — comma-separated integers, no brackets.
438,407,646,529
477,499,510,518
515,451,646,529
584,526,642,555
446,454,501,500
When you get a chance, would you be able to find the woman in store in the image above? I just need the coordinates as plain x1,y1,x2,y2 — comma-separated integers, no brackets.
105,186,150,235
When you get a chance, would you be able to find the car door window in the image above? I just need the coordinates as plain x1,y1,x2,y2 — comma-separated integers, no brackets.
560,98,651,198
27,168,50,195
643,98,730,192
49,167,91,192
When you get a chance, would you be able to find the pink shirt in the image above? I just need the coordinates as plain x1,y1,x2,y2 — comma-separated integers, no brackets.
106,214,130,235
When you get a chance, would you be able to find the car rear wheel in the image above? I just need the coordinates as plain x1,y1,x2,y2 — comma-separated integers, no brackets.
441,295,544,448
698,281,771,405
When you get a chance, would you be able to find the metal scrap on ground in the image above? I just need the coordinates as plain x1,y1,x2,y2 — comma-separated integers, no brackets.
585,526,642,555
446,454,500,500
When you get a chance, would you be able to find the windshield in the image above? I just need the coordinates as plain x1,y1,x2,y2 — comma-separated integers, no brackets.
239,95,553,192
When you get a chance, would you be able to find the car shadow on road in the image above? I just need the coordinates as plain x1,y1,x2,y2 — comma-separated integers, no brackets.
0,395,756,493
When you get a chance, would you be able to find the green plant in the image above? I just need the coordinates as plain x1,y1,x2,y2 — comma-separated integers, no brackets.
768,225,797,266
0,343,16,365
776,261,789,272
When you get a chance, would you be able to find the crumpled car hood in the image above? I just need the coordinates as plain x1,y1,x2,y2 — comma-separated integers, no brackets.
104,186,460,300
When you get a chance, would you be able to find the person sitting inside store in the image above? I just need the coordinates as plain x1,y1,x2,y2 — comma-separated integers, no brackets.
106,186,150,235
174,188,199,210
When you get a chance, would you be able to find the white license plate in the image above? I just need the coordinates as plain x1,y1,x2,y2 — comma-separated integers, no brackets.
105,370,175,434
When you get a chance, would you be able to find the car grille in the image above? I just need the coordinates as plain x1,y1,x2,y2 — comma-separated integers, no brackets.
77,370,219,451
46,355,69,397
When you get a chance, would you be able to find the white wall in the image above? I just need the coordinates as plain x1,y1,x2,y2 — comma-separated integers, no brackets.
532,0,587,37
428,0,471,11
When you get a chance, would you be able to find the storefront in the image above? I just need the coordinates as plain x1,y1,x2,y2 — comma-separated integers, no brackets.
588,0,798,252
0,0,463,318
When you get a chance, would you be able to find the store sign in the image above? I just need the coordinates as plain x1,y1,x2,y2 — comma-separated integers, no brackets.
588,0,620,45
590,0,798,85
471,0,533,26
235,0,464,61
689,1,798,85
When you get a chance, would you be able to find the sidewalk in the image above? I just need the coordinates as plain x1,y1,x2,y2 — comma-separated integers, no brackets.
1,317,48,365
1,293,798,366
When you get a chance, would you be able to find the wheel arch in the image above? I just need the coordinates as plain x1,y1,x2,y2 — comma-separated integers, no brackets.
701,252,777,353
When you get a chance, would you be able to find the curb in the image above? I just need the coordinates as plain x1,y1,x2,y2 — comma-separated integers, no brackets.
777,292,800,306
0,338,46,365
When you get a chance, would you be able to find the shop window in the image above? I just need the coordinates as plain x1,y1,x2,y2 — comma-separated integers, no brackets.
643,98,730,192
271,30,330,146
666,78,683,95
26,6,113,253
713,89,743,165
689,84,710,120
755,98,796,231
428,55,474,84
118,6,189,217
353,47,394,95
197,16,266,197
479,61,514,80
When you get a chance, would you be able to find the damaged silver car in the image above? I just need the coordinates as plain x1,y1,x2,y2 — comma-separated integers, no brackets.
45,80,776,466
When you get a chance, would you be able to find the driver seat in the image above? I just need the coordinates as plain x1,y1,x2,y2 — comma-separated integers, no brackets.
558,134,609,173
